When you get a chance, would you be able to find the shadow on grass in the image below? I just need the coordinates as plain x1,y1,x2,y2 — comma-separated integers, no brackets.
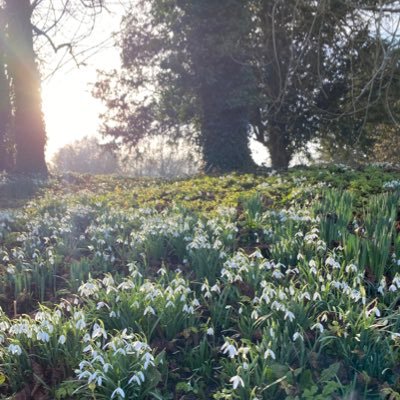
0,173,48,209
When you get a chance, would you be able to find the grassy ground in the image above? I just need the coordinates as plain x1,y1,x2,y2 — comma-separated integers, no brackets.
0,164,400,399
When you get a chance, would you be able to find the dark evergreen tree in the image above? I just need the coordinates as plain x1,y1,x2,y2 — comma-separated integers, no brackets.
95,0,256,173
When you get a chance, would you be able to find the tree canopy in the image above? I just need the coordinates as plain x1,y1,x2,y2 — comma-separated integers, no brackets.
95,0,400,170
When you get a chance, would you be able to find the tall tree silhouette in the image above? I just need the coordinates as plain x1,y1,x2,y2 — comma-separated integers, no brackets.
5,0,47,174
0,6,11,171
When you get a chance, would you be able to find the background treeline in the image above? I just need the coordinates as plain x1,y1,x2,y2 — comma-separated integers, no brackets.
1,0,400,174
94,0,400,171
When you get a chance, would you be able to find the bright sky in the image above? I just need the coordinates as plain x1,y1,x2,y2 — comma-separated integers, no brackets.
41,3,125,161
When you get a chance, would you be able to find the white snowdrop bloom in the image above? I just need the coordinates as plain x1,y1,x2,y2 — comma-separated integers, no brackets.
78,360,91,370
166,300,175,308
78,281,99,297
143,306,156,316
345,264,358,273
183,304,194,314
113,348,127,356
251,309,259,319
271,301,284,311
6,265,15,274
142,352,155,369
313,292,321,301
128,371,145,385
75,319,86,330
272,270,284,279
269,327,275,338
230,375,245,389
325,256,336,267
118,281,135,290
284,310,295,322
83,344,93,353
83,333,91,343
391,333,400,340
301,292,311,301
37,331,50,342
221,341,238,358
311,323,324,333
58,335,66,345
103,363,112,373
210,284,221,294
192,298,200,307
0,321,10,331
264,348,276,360
207,327,214,336
96,301,109,310
132,341,146,352
92,355,105,365
293,332,303,341
8,343,22,355
389,284,397,292
111,387,125,399
92,324,107,339
201,282,210,292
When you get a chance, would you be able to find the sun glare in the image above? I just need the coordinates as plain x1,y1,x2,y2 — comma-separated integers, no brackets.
42,69,103,162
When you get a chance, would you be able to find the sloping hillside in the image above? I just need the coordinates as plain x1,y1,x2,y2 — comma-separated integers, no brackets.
0,164,400,399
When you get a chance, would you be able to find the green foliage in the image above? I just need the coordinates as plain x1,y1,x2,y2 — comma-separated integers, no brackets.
0,165,400,398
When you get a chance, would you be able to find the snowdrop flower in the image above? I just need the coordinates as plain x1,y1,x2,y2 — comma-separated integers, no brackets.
58,335,66,345
293,332,303,341
272,270,284,279
128,371,145,385
311,323,324,333
111,387,125,399
264,348,276,360
313,292,321,301
142,352,155,369
345,264,358,273
75,319,86,330
210,284,221,294
207,327,214,336
92,324,107,339
183,304,194,314
37,331,50,342
230,375,245,389
79,281,99,297
284,310,295,322
96,301,109,310
221,341,238,358
8,343,22,355
143,306,156,316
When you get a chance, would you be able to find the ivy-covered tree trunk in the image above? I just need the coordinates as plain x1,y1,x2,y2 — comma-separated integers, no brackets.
267,123,292,170
199,58,255,172
187,0,256,172
0,8,12,171
6,0,47,174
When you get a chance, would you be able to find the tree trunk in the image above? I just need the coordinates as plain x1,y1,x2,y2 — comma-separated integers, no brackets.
5,0,47,174
198,52,256,173
201,101,255,173
0,8,12,171
267,124,292,170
